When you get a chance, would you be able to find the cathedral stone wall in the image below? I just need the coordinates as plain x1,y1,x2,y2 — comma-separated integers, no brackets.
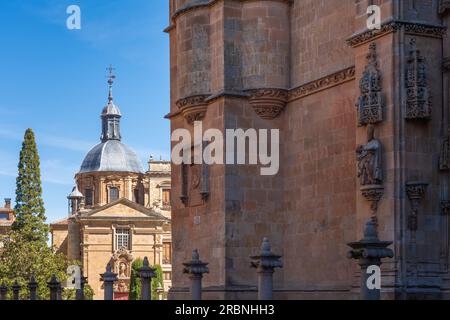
168,0,450,299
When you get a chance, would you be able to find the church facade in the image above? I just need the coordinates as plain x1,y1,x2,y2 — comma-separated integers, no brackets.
166,0,450,299
50,72,172,300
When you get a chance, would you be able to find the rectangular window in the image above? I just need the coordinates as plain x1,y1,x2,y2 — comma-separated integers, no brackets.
115,228,130,250
0,213,8,220
85,188,93,206
163,242,172,264
162,189,170,206
109,187,119,202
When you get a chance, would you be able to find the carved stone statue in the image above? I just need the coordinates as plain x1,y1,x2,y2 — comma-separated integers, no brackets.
119,262,127,278
356,125,383,186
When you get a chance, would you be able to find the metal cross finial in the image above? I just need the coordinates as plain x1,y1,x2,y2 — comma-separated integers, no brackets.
107,64,116,85
107,65,116,102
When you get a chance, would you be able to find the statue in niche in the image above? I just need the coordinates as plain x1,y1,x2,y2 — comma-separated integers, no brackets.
356,125,383,186
119,261,128,278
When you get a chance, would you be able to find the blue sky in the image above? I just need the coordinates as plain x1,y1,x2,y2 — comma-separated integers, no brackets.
0,0,170,223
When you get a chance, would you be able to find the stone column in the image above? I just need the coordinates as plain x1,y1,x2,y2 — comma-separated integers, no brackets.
250,238,283,300
12,280,21,300
28,274,38,300
100,263,118,300
138,257,156,300
47,275,61,301
0,282,8,300
183,249,209,300
348,219,394,300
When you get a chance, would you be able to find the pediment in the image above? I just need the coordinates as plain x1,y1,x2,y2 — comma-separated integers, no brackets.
84,198,168,220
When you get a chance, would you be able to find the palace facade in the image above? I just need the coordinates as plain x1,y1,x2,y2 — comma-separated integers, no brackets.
50,73,172,300
166,0,450,299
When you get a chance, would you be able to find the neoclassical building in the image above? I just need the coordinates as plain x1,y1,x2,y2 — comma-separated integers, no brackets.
166,0,450,299
0,198,14,254
51,72,172,300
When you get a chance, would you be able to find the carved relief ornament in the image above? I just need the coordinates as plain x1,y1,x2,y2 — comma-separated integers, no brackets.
176,94,209,125
357,43,383,126
246,88,288,120
405,38,432,120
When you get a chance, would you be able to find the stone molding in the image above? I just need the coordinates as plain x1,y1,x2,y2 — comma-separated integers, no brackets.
176,94,210,125
246,88,289,119
171,0,293,21
167,66,356,121
288,67,355,102
347,20,447,48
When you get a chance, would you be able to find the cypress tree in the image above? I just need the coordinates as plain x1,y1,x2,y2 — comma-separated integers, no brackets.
12,128,48,242
0,129,68,299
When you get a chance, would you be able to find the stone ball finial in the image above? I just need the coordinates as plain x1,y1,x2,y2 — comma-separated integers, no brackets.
192,249,200,261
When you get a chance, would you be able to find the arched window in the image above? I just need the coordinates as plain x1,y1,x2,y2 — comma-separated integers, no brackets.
109,187,119,202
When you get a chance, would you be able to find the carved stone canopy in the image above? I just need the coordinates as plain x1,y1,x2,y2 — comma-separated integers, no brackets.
405,38,431,120
405,181,428,202
246,88,288,120
357,43,383,126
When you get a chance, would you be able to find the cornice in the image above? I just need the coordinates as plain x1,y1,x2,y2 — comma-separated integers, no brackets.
347,20,447,48
166,66,356,120
288,66,355,102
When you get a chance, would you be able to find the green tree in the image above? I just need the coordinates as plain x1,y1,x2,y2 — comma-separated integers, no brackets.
12,129,48,242
0,129,69,299
151,264,164,300
128,259,164,300
128,258,143,300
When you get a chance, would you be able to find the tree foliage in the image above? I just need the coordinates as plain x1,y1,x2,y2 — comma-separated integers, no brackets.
0,129,70,299
128,259,164,300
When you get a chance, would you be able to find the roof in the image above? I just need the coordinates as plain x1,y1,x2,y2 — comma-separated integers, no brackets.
79,140,144,174
80,198,170,222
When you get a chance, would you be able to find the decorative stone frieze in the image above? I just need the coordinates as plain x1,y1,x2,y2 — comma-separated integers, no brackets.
246,88,288,120
357,43,383,126
288,67,355,102
347,21,447,48
176,95,209,125
405,39,432,120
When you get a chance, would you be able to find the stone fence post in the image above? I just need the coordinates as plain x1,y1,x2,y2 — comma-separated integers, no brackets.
183,249,209,300
347,218,394,300
28,274,38,300
250,238,283,300
138,257,156,300
75,276,87,301
100,263,118,300
0,282,7,300
47,275,61,301
12,280,21,300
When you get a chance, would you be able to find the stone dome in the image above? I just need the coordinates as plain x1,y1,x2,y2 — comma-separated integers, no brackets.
79,140,144,174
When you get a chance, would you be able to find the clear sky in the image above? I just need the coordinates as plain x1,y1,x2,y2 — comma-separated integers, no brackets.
0,0,170,223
